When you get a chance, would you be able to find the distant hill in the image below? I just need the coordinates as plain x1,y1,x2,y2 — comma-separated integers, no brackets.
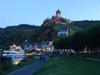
72,20,100,28
0,20,100,49
6,24,39,30
0,24,39,49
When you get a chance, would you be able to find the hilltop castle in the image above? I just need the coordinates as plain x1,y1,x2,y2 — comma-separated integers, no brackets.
43,9,70,25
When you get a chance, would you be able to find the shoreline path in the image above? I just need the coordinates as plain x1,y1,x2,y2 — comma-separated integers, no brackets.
7,55,51,75
7,55,100,75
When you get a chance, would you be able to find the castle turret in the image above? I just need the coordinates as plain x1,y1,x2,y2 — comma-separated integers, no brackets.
43,9,70,25
56,9,61,19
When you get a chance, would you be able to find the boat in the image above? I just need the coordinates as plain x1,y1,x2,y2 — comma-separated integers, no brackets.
3,44,25,58
3,50,25,58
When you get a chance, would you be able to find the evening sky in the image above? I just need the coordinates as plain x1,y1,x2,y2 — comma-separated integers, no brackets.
0,0,100,28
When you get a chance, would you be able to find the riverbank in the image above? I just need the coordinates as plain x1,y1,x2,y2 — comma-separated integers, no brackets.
7,55,51,75
33,55,100,75
0,56,36,75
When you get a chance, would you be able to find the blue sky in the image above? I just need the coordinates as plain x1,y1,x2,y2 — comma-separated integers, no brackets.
0,0,100,28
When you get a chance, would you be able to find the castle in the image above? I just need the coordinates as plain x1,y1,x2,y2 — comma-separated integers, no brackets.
43,9,70,25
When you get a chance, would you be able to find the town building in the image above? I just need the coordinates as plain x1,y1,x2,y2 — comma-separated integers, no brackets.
58,27,70,37
32,41,54,52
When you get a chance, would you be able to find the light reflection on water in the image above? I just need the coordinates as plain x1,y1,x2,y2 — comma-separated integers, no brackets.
12,56,24,65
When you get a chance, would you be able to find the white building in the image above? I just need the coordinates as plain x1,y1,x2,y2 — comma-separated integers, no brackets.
58,28,70,37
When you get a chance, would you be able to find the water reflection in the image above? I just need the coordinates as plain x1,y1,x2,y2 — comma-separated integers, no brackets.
12,56,25,65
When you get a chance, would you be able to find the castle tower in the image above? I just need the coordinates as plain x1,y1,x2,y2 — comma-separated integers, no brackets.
56,9,61,19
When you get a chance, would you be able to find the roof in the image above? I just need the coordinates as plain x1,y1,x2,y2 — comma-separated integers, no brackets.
58,27,69,32
56,9,61,13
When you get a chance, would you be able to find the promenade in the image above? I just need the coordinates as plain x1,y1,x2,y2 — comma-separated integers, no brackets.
7,55,100,75
79,57,100,61
7,55,51,75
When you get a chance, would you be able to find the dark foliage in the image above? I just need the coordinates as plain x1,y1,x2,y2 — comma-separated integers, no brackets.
53,23,100,52
72,20,100,28
0,20,100,50
0,24,39,49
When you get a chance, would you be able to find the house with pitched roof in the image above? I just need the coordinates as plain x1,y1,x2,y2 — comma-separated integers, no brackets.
58,27,70,37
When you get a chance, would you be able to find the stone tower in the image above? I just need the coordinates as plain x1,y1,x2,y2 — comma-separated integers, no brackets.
56,9,61,19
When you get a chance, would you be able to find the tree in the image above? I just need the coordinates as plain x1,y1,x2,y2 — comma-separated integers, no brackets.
71,32,85,52
84,23,100,52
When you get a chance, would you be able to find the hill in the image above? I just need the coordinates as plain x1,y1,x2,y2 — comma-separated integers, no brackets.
54,23,81,31
72,20,100,28
0,20,100,49
0,24,39,49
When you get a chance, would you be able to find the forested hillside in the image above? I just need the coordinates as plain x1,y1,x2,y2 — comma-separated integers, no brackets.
53,23,100,52
0,24,39,49
0,20,100,49
72,20,100,28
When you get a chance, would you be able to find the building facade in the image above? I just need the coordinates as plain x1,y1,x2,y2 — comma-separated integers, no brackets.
58,28,70,37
